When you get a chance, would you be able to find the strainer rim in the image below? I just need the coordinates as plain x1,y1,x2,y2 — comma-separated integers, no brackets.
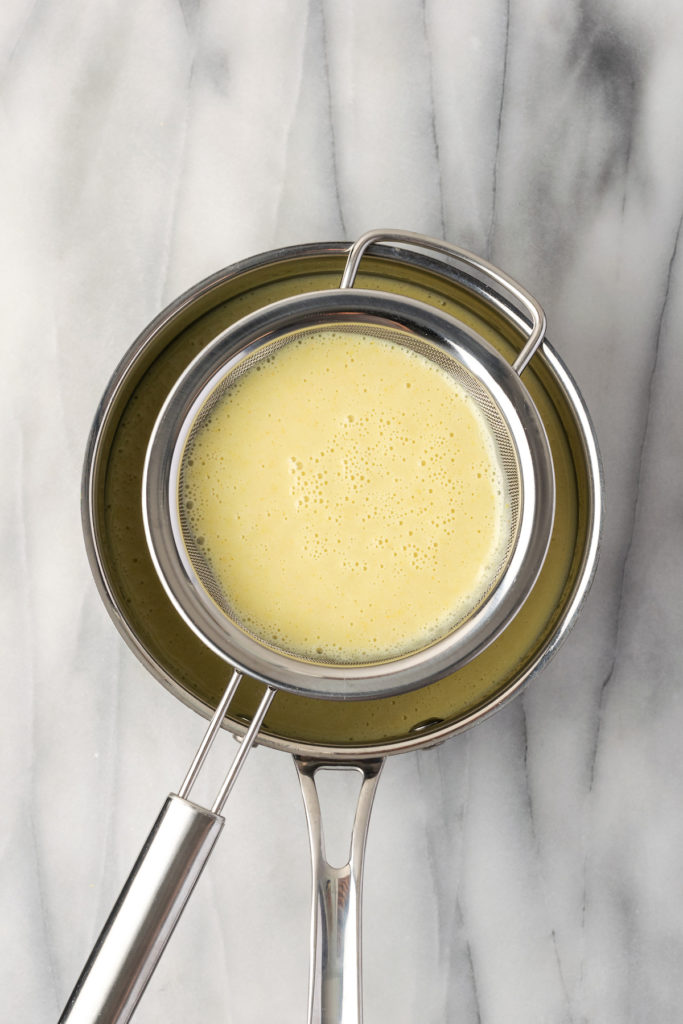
143,288,555,700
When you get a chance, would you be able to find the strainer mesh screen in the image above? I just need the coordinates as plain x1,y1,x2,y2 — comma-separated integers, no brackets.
177,322,521,666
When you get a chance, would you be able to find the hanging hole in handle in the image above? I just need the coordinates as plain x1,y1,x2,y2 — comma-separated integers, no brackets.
313,767,364,869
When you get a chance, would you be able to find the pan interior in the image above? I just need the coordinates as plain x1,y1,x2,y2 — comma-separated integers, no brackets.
92,251,590,752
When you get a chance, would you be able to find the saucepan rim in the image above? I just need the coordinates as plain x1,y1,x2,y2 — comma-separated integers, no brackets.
81,240,604,760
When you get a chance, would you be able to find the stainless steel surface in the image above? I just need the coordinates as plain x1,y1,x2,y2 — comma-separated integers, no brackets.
296,759,383,1024
76,236,603,1022
210,683,276,814
58,670,275,1023
340,229,546,374
57,795,223,1024
177,669,242,799
81,238,602,757
143,241,555,700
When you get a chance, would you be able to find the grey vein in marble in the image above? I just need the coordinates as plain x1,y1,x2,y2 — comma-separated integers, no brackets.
2,0,683,1021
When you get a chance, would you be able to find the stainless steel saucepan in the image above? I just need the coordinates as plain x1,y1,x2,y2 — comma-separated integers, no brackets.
62,232,602,1023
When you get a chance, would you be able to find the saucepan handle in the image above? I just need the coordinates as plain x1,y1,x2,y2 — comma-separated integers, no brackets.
294,756,384,1024
340,228,546,375
58,795,223,1024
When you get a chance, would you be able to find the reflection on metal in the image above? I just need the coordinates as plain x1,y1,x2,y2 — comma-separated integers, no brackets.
295,758,384,1024
58,674,276,1023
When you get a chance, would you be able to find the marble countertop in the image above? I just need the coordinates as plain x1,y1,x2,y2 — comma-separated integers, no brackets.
3,1,683,1021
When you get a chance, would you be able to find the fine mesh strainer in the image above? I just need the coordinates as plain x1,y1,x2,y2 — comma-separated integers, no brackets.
175,319,522,667
143,235,554,701
59,231,555,1024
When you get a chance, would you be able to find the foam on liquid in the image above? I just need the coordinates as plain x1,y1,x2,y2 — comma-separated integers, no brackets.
180,330,511,662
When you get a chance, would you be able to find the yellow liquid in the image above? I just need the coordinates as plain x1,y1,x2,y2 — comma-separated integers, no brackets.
180,330,510,662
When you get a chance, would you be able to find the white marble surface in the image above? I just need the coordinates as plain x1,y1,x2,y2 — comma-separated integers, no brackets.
2,0,683,1021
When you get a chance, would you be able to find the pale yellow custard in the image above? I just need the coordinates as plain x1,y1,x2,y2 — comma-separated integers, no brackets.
180,329,510,662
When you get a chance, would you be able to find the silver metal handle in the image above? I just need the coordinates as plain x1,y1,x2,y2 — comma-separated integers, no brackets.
295,757,384,1024
58,673,276,1023
58,795,223,1024
341,229,547,375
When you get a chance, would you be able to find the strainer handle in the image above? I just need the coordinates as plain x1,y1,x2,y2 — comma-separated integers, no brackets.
295,756,384,1024
57,795,223,1024
341,229,547,374
58,675,276,1023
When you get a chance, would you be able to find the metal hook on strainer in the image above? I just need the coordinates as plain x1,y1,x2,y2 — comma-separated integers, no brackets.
59,230,554,1024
